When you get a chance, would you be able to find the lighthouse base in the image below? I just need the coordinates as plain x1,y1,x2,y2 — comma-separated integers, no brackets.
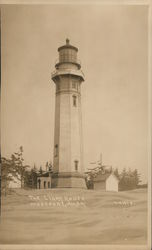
51,172,86,189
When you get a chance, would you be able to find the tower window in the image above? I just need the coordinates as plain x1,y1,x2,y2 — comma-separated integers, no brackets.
74,160,78,171
72,82,76,89
73,95,77,107
56,83,60,91
55,144,58,157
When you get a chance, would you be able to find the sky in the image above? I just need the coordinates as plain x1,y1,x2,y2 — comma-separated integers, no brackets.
1,4,148,183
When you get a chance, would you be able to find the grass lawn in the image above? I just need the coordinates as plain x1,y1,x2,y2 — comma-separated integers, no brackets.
0,188,147,245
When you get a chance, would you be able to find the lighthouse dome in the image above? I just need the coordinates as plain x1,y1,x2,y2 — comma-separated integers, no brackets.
57,39,79,66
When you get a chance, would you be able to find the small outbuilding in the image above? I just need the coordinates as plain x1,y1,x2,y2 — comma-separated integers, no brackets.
8,174,21,188
37,172,52,189
93,172,119,192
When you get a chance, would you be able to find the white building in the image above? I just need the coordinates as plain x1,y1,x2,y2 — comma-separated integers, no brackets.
37,172,52,189
106,173,119,192
93,172,119,192
8,174,21,188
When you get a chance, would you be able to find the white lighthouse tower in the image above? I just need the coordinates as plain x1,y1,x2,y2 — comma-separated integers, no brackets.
51,39,86,188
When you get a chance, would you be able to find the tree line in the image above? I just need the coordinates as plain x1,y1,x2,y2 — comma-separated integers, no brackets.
113,167,142,191
85,166,143,191
1,146,52,196
1,146,146,194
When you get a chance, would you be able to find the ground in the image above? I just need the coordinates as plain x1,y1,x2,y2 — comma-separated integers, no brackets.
0,188,147,245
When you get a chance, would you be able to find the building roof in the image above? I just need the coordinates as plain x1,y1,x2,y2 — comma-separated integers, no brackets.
37,172,50,178
93,173,111,182
93,172,119,183
58,39,78,52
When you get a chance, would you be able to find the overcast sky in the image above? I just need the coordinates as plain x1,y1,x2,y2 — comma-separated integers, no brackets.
1,4,148,182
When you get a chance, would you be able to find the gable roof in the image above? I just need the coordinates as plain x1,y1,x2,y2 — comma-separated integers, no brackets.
93,173,111,182
37,172,50,177
93,172,119,182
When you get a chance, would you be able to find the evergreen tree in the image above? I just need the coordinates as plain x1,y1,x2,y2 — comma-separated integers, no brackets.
30,166,37,188
127,168,135,189
132,169,141,187
119,168,128,190
119,167,141,190
45,162,49,171
39,166,43,174
1,156,22,195
23,164,38,189
85,172,94,189
113,168,120,179
48,161,53,173
11,146,29,188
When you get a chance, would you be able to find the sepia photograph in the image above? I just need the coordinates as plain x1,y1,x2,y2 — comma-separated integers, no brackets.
0,1,151,249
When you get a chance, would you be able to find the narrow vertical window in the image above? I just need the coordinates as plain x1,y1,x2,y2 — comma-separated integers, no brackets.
72,82,76,89
73,95,77,107
38,179,41,189
56,83,60,91
55,144,58,157
74,160,78,171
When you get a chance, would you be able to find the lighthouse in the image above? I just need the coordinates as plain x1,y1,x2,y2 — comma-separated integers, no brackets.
51,39,86,188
